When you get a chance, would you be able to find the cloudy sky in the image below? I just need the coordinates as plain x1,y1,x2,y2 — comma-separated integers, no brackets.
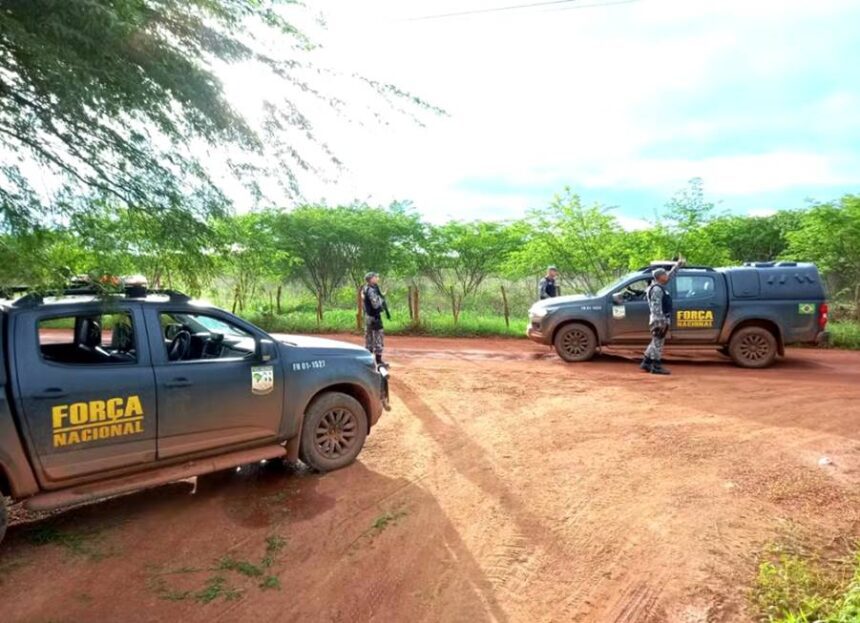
276,0,860,225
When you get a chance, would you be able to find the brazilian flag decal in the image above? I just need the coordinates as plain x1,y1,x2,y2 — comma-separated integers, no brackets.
798,303,816,315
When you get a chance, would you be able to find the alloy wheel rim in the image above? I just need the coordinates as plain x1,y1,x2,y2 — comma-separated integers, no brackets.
315,408,358,458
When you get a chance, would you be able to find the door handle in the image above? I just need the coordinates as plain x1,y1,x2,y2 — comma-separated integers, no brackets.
165,378,192,389
34,388,67,400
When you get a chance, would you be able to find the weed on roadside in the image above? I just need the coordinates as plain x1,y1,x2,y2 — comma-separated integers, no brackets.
262,535,287,569
217,556,264,578
194,575,242,604
752,540,860,622
259,575,281,591
371,510,408,535
25,525,113,561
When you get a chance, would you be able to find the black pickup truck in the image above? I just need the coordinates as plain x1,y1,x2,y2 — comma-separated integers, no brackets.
0,286,390,545
527,261,829,367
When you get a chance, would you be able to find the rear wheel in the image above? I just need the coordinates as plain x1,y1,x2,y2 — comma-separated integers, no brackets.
553,323,597,362
729,326,778,368
300,392,368,472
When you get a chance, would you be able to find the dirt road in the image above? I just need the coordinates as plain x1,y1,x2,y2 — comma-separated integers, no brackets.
2,338,860,622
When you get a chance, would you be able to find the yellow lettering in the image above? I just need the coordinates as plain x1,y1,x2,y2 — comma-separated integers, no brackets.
81,428,93,442
124,395,143,418
110,424,124,437
69,402,88,425
52,404,68,429
122,422,136,436
89,400,106,422
53,432,67,447
67,431,81,445
133,420,143,433
106,398,124,420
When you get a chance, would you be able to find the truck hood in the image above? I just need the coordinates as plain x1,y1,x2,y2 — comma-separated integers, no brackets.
271,334,367,355
530,294,594,310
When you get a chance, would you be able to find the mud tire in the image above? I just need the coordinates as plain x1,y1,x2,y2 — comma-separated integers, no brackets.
299,392,368,472
729,326,778,368
0,496,7,546
554,323,598,362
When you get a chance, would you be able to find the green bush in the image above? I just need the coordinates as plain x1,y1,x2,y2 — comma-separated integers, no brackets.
828,322,860,350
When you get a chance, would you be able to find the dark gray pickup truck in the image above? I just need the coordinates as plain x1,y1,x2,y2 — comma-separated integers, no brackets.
527,261,829,368
0,286,390,545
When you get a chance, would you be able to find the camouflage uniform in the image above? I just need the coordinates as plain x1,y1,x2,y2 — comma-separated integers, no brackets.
643,262,682,370
362,284,385,359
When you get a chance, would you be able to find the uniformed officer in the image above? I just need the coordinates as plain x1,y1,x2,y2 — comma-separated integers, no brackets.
362,272,390,367
538,266,561,300
641,257,685,375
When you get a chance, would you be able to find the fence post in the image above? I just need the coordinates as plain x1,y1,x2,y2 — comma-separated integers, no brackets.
413,287,420,325
501,285,510,328
407,286,414,321
356,286,364,332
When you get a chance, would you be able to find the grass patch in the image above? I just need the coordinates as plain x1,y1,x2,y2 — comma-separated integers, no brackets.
25,525,112,560
371,510,408,535
827,321,860,350
194,575,242,604
753,544,860,622
262,535,286,569
217,556,264,578
242,309,527,338
259,575,281,591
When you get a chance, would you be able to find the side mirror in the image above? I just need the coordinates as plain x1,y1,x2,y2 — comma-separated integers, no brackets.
257,338,277,363
611,293,624,305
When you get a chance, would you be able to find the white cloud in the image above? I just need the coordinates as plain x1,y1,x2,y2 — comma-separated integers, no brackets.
218,0,860,218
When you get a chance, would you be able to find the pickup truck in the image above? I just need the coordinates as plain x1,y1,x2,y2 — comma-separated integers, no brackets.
0,286,390,545
527,261,829,368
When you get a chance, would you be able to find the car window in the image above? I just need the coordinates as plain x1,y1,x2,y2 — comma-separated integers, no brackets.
39,313,137,365
615,278,651,302
676,275,716,300
160,312,255,362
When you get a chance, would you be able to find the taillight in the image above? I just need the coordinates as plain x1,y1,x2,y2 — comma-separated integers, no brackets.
818,303,829,329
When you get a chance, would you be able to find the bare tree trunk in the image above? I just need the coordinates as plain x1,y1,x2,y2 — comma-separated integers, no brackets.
276,285,282,315
407,286,414,320
855,284,860,323
450,289,459,324
316,293,324,324
501,285,510,328
232,284,240,314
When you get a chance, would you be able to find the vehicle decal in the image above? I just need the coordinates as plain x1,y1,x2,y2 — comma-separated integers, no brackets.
612,305,626,319
51,396,145,447
251,366,275,395
291,360,326,372
676,310,714,328
798,303,815,314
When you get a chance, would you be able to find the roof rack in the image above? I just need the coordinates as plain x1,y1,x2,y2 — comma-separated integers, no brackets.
637,263,715,272
7,285,190,308
742,261,799,268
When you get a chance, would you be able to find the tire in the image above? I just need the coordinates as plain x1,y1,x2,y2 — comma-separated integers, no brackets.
729,326,778,368
299,392,368,472
0,497,7,547
553,323,598,362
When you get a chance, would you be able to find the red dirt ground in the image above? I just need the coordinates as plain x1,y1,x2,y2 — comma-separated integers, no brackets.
2,337,859,622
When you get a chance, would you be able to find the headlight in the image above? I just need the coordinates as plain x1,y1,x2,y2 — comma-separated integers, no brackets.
530,307,550,319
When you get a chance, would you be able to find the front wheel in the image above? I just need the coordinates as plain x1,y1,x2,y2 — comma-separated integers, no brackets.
553,323,598,362
729,327,778,368
300,392,368,472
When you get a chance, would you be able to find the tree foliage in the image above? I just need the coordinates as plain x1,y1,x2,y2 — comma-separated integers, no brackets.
0,0,438,228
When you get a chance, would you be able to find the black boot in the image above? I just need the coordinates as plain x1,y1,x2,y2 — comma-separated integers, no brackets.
639,357,653,372
375,353,389,368
650,360,671,375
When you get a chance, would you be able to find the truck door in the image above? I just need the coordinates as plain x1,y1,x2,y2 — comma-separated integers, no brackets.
146,309,285,459
13,307,157,484
606,276,653,342
669,272,726,343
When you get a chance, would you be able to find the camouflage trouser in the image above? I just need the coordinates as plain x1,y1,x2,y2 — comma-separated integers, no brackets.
645,323,668,360
365,319,384,356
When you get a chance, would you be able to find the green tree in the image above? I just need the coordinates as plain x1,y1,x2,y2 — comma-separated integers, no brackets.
785,195,860,297
419,221,522,323
705,211,803,264
509,189,627,293
0,0,439,227
660,178,730,266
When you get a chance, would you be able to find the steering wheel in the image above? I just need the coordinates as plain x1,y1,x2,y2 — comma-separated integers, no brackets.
168,330,192,361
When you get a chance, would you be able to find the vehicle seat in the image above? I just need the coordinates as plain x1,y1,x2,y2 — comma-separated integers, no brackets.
76,317,102,352
111,322,134,352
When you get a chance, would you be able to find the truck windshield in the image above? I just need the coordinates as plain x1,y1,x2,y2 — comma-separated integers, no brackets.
595,272,639,297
